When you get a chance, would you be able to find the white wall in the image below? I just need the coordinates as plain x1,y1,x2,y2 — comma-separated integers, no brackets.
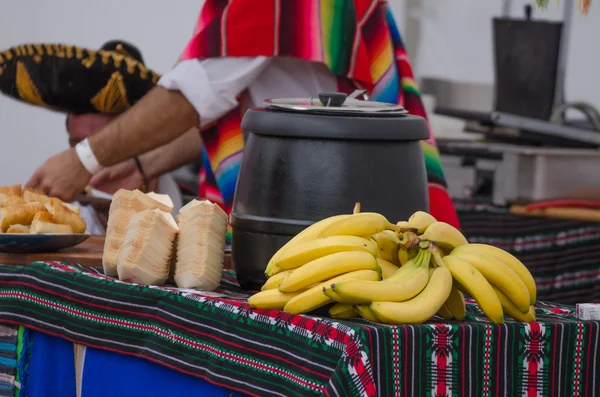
1,0,597,186
412,0,599,109
0,0,205,185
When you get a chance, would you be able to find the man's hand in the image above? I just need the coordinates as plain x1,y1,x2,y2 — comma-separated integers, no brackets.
89,159,141,193
25,148,91,202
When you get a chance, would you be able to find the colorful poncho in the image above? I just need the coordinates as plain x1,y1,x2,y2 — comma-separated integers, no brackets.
181,0,461,237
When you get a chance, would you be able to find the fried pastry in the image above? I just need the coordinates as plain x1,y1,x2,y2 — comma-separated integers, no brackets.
29,210,74,234
0,193,25,208
32,211,55,223
44,199,86,234
30,221,73,234
0,202,46,232
61,202,81,215
23,189,80,215
22,188,51,204
0,185,22,197
6,224,30,234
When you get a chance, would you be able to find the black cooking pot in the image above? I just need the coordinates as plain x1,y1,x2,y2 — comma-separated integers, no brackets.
230,91,430,290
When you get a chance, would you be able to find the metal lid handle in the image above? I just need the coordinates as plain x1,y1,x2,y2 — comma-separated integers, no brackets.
319,92,347,107
348,89,370,101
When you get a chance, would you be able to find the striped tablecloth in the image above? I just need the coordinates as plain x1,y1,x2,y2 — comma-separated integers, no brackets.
456,200,600,304
0,261,597,397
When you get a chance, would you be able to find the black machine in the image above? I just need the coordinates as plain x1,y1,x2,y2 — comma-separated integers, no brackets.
435,2,600,150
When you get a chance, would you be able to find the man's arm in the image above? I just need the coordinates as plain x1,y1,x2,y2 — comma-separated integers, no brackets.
141,128,202,180
88,128,202,192
89,86,199,167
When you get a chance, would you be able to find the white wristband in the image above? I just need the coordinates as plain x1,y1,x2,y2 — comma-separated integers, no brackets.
75,138,103,174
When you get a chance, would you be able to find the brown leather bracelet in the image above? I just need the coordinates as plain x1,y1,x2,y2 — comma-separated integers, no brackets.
133,156,149,193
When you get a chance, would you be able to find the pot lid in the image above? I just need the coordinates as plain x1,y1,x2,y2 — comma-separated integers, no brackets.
242,89,430,142
263,90,408,116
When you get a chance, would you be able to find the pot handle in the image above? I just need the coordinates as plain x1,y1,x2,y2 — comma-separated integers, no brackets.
348,89,370,101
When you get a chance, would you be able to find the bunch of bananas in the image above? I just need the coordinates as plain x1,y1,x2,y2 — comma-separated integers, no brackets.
247,207,537,325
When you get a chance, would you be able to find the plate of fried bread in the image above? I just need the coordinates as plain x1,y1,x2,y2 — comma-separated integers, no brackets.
0,184,90,253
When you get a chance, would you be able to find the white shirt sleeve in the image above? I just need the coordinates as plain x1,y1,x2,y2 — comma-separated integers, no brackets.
157,57,271,128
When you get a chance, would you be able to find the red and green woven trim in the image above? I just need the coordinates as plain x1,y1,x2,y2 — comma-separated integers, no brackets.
0,261,597,396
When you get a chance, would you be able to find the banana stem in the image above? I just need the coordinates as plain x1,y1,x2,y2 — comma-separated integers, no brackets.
398,231,420,250
397,227,418,233
389,223,402,233
419,247,432,268
353,202,361,214
430,244,446,268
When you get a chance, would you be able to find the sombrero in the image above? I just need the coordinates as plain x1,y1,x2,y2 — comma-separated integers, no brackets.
0,40,161,115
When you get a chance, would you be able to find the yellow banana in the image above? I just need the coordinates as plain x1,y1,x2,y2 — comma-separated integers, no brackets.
396,220,417,231
268,265,285,276
491,285,536,322
453,244,537,305
318,212,396,238
429,268,455,320
354,305,380,322
278,251,378,292
248,289,302,310
407,211,437,233
419,222,469,252
283,270,380,314
322,285,344,302
332,268,429,304
445,287,466,321
261,270,293,291
376,258,400,279
265,214,351,275
374,230,401,265
442,255,504,324
371,266,453,325
386,249,426,280
331,249,431,304
437,304,455,320
398,248,410,265
449,250,530,313
272,235,377,270
329,303,357,319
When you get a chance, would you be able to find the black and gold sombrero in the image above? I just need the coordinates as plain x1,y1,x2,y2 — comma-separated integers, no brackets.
0,40,161,115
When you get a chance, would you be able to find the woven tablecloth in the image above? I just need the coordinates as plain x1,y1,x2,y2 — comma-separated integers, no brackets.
456,200,600,304
0,261,597,397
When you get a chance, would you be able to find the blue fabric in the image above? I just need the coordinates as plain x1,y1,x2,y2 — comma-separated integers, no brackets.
0,325,18,397
0,343,16,353
0,383,13,396
21,330,76,397
82,347,252,397
0,356,15,368
18,330,252,397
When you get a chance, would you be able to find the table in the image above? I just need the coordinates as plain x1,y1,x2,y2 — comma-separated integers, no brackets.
456,200,600,304
0,235,105,266
0,236,233,269
0,261,596,397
